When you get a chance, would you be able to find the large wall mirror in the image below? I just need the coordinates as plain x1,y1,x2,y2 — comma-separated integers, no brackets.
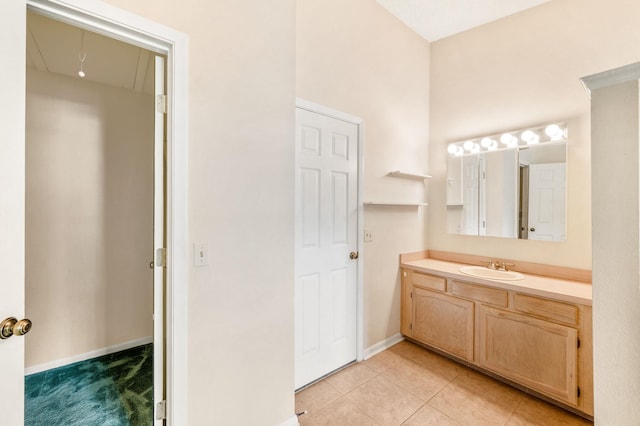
446,123,567,241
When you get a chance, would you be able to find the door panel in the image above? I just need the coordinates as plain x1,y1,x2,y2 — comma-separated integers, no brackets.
528,163,566,241
412,287,474,361
295,108,358,389
478,305,577,404
0,1,27,424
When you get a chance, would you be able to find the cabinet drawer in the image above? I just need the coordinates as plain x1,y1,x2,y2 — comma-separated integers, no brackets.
514,294,579,326
412,272,446,292
450,280,507,307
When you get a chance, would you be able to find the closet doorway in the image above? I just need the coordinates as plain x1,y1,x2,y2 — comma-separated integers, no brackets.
23,11,166,425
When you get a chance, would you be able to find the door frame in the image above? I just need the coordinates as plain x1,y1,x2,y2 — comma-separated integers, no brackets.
294,98,365,362
26,1,189,424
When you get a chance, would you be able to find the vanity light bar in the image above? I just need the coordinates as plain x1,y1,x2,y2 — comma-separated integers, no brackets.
447,122,567,157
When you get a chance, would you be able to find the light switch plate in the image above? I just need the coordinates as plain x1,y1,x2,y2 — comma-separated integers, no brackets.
364,229,373,242
193,243,209,267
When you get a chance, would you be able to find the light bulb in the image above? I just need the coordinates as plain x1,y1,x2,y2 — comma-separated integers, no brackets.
463,140,474,151
521,130,535,142
78,70,85,78
500,133,512,145
448,144,458,155
480,137,493,148
545,124,564,140
487,140,498,151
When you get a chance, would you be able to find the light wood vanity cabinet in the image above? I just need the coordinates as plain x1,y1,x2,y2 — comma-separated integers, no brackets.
400,267,593,417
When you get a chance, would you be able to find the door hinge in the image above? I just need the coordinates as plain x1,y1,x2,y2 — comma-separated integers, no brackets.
156,248,167,268
155,400,167,420
577,387,581,398
577,337,581,348
156,94,167,114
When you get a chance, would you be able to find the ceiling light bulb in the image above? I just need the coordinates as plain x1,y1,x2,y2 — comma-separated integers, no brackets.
480,137,493,148
78,50,87,79
463,140,474,151
500,133,512,145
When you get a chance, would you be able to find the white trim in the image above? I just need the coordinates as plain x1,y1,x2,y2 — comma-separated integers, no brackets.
357,119,365,362
363,333,405,360
295,98,364,125
294,98,365,363
26,2,189,425
581,61,640,96
277,415,300,426
25,337,153,376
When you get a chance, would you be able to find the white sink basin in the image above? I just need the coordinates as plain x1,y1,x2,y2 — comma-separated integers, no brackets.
459,266,524,281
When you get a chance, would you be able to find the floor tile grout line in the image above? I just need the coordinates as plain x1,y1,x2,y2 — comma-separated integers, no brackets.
398,401,428,426
502,392,526,426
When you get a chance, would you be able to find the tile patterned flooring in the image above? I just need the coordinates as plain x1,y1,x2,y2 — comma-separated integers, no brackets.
25,344,153,426
296,341,593,426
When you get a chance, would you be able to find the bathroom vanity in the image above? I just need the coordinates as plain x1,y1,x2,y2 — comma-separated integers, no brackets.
400,251,593,417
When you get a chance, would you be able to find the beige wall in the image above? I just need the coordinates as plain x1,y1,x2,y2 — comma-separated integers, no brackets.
429,0,640,269
100,1,297,424
297,0,430,349
25,69,153,367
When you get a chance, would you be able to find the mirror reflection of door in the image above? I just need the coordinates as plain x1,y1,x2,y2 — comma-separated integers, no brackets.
526,163,567,241
24,11,163,424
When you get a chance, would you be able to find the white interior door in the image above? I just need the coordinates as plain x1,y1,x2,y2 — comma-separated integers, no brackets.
295,107,358,389
528,163,566,241
153,55,166,424
0,1,27,424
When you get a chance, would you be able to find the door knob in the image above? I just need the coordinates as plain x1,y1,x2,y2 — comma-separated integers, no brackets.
349,251,359,260
0,317,32,339
530,227,536,232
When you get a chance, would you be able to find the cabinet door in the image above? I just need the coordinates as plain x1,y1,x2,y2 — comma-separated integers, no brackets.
478,305,578,405
412,287,474,361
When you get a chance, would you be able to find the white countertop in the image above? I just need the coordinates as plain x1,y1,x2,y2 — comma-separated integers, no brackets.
402,258,592,306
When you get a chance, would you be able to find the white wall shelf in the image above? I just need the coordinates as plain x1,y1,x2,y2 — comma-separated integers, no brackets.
387,170,432,180
364,202,428,207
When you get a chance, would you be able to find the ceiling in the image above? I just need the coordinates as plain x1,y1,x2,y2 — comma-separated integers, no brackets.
26,11,155,95
26,2,551,91
376,0,552,42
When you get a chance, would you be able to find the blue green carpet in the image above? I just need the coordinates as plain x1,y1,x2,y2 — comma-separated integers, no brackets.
25,344,153,426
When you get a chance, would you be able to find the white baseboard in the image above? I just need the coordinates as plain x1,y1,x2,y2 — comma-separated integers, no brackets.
25,336,153,376
363,333,404,360
278,414,300,426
